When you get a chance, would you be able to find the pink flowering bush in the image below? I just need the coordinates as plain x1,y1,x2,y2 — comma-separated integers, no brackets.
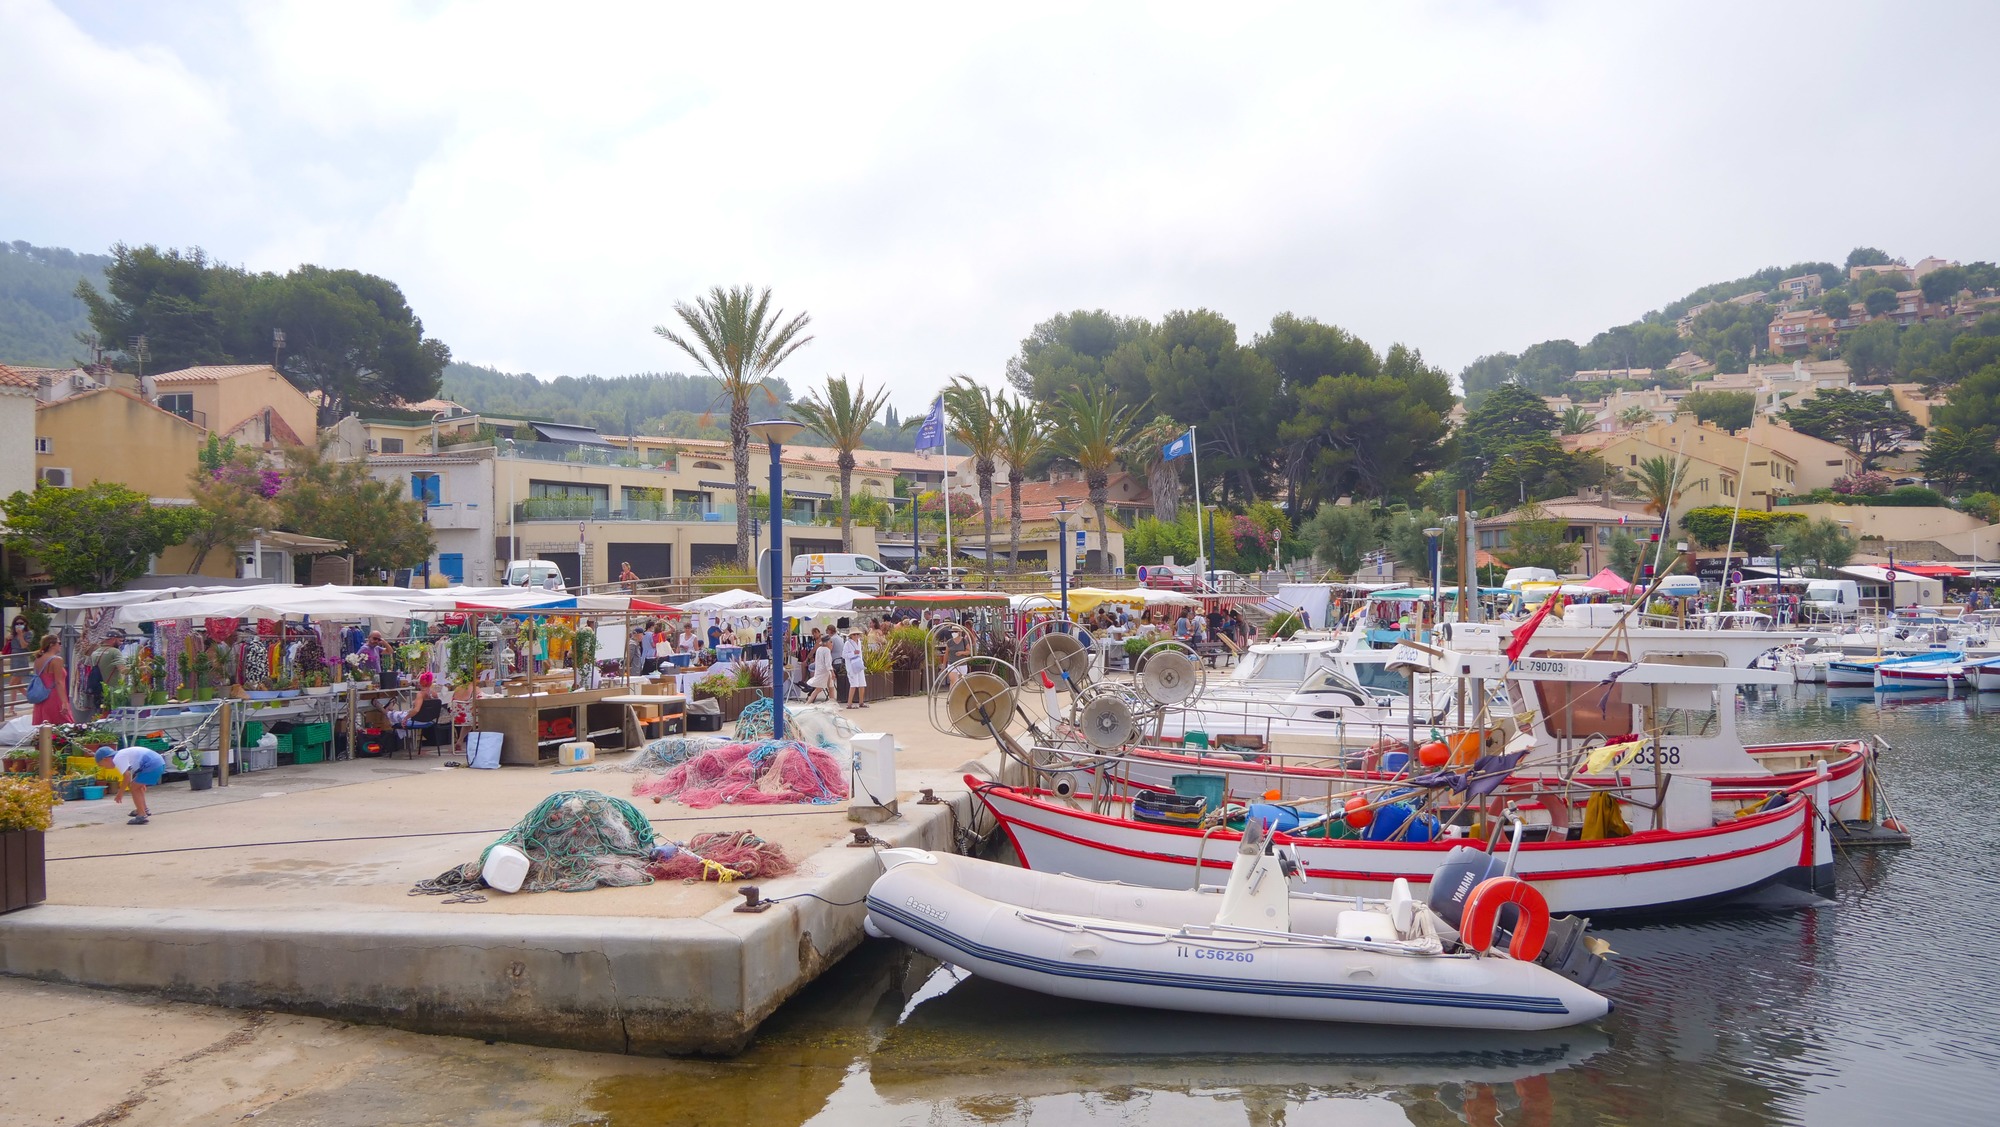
1832,471,1890,496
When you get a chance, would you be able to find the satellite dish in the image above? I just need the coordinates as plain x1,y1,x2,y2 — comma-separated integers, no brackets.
1139,650,1199,706
1025,632,1091,687
1077,693,1137,751
947,672,1019,738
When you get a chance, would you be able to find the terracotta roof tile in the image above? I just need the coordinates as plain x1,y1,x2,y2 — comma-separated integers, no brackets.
149,364,280,384
0,363,35,390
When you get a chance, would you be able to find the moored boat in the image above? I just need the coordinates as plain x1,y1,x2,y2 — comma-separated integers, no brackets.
864,822,1614,1031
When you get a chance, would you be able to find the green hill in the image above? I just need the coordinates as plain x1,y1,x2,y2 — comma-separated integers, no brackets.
0,240,111,366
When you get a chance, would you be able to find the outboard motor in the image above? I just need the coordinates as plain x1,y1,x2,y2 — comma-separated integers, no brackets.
1426,844,1504,931
1426,846,1618,988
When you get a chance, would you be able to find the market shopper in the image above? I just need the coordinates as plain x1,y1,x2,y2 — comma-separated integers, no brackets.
30,635,73,725
94,741,166,825
844,628,868,709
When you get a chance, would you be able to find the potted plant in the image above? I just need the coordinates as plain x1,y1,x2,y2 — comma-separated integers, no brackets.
887,625,930,696
1,775,58,913
864,643,893,700
1122,635,1149,671
303,669,333,696
176,650,195,701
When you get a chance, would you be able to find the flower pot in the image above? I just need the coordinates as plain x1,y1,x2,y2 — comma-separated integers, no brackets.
196,688,217,701
867,672,892,699
189,768,213,791
1,830,47,914
304,685,333,697
146,692,169,705
891,669,919,697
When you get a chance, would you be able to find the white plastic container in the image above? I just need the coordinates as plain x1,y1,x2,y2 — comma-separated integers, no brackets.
557,740,595,766
481,844,531,893
849,731,898,809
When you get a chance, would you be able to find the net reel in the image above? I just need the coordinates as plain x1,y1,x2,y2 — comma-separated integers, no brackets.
1022,617,1092,691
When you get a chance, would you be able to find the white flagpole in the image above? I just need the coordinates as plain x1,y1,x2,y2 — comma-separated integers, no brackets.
1190,426,1205,584
941,401,954,571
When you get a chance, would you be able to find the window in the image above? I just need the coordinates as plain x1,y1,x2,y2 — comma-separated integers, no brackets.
411,472,441,504
379,437,404,454
856,557,884,573
530,481,608,501
159,393,195,421
34,436,51,454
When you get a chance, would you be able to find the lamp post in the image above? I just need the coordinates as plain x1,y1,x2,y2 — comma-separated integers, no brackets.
747,419,805,740
1424,526,1444,626
1053,497,1075,620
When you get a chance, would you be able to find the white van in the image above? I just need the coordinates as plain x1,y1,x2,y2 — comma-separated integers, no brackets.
787,552,909,590
1804,579,1861,620
504,559,565,589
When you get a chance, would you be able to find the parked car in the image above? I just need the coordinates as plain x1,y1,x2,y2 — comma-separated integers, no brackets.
1140,564,1197,590
778,551,911,591
924,565,971,589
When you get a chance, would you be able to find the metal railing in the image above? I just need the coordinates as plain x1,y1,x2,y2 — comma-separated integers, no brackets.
495,439,674,469
513,500,818,523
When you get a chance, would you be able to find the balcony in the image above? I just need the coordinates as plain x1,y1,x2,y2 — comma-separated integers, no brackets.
424,501,485,529
493,438,674,469
513,499,819,524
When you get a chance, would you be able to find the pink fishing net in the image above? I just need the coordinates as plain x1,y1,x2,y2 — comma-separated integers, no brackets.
648,830,796,882
632,739,849,808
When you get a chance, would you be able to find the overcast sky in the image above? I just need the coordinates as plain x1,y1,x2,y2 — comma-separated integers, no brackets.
6,0,1996,411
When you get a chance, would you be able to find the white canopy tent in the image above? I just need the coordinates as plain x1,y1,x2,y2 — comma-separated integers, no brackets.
678,588,769,614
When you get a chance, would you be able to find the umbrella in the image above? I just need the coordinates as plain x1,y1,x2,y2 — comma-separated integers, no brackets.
678,588,769,613
1582,568,1634,594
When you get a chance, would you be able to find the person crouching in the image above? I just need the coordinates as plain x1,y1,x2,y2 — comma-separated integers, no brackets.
93,740,167,825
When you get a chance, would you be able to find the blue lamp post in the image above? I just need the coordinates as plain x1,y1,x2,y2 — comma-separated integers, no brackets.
748,419,805,740
1053,497,1074,620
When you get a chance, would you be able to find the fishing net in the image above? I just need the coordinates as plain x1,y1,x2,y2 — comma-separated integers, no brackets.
649,830,796,882
631,739,848,808
416,790,659,894
734,697,774,740
620,734,732,772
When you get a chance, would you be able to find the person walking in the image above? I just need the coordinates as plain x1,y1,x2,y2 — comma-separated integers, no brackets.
94,740,166,825
844,629,868,709
829,626,850,702
618,561,639,594
30,635,73,725
809,633,834,703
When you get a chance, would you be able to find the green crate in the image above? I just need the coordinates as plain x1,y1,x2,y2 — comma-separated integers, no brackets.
273,731,297,757
299,722,333,745
241,721,265,745
137,736,172,754
293,745,327,765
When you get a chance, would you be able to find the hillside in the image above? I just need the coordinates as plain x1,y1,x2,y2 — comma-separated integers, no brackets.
0,240,111,366
1460,247,2000,402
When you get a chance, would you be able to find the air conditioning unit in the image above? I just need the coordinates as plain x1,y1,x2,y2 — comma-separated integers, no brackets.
71,373,98,393
41,467,72,487
364,439,379,452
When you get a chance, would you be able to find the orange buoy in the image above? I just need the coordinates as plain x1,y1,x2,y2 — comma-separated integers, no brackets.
1460,876,1551,961
1343,794,1374,829
1264,789,1283,801
1418,740,1451,768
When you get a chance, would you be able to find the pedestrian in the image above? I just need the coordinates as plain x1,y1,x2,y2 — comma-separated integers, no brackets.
619,561,639,594
844,629,868,709
829,624,851,700
809,633,834,702
87,638,123,715
29,635,73,725
93,739,166,825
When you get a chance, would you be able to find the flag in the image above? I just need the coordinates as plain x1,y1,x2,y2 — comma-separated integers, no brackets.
1618,513,1628,525
1505,593,1564,663
914,395,946,453
1161,428,1194,462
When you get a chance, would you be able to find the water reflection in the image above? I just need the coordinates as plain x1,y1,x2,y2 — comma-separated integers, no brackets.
576,688,2000,1127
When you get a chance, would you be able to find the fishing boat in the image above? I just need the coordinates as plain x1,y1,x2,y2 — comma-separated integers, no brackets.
1825,655,1891,687
1969,656,2000,692
975,770,1834,918
1874,653,1966,691
863,820,1614,1031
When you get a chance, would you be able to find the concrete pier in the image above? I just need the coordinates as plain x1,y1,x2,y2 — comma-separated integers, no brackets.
0,697,991,1054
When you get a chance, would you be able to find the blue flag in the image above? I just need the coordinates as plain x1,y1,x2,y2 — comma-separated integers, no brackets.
915,395,946,453
1161,428,1194,461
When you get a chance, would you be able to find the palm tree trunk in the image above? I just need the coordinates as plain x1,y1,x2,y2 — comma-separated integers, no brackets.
1090,473,1110,571
838,453,854,553
1008,479,1022,576
980,470,995,589
731,393,752,567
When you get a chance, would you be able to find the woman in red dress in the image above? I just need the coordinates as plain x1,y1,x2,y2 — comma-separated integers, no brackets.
31,635,74,725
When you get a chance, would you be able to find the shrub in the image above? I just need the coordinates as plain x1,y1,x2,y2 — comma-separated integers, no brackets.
1679,507,1806,553
0,776,61,833
1833,470,1892,496
1268,611,1304,640
886,625,931,671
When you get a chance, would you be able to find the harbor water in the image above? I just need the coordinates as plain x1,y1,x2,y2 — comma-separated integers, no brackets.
574,687,1999,1126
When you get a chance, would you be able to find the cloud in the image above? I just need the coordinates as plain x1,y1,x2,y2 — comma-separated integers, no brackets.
6,0,1999,408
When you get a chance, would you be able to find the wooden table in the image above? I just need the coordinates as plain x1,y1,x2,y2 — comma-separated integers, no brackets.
598,694,688,746
475,687,629,766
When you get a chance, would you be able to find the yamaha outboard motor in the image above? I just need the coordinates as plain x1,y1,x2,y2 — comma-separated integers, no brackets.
1426,844,1504,931
1426,846,1618,989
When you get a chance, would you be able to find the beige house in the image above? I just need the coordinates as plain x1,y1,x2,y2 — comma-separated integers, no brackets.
1572,417,1801,523
143,365,318,447
1478,496,1654,577
0,365,37,500
1744,418,1858,492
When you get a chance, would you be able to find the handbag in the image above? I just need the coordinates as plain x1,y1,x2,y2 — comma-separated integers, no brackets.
25,667,51,704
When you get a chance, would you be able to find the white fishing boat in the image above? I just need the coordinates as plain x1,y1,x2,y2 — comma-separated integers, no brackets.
1874,654,1965,691
864,821,1614,1031
1970,656,2000,692
976,769,1834,918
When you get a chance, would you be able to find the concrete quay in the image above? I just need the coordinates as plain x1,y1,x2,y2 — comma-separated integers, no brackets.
0,696,995,1055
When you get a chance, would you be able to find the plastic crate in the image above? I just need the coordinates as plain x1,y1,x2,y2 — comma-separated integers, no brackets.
240,746,277,772
137,736,172,754
299,722,333,746
273,732,297,758
293,745,327,765
241,721,265,746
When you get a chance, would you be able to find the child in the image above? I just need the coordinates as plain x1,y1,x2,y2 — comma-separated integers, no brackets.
94,740,166,826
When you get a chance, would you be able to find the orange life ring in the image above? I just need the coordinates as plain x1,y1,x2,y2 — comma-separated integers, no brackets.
1459,876,1550,961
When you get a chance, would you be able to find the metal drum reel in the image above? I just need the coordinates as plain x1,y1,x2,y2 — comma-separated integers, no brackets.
1075,688,1139,751
1136,642,1204,707
1024,628,1092,690
944,671,1020,738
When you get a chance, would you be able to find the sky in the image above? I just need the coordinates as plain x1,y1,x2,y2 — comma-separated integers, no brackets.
6,0,1998,412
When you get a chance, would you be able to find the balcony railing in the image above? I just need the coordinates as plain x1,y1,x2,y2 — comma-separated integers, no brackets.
513,499,818,524
494,438,674,469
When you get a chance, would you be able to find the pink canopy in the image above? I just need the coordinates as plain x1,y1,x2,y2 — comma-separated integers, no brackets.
1583,568,1634,594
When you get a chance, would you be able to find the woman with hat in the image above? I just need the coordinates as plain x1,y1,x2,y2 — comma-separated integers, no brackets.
843,628,868,709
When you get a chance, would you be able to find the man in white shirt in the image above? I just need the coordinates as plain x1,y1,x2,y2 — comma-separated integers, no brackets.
93,741,167,825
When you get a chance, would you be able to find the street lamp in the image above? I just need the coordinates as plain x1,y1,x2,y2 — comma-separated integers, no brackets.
1424,527,1444,625
747,419,805,740
1053,497,1075,620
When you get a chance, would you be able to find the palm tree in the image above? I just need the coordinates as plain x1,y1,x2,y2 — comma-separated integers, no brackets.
1630,454,1685,517
995,394,1047,575
654,286,813,565
1051,383,1147,569
1559,405,1595,435
943,376,1004,588
790,375,892,552
1617,405,1652,428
